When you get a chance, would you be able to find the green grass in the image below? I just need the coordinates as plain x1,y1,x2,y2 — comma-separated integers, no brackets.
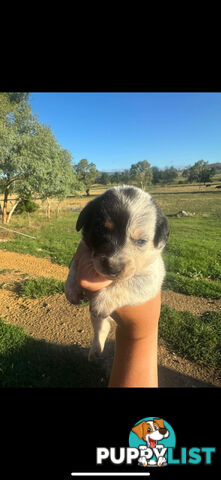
17,276,89,304
164,273,221,299
18,277,65,298
159,305,221,368
0,318,41,387
163,217,221,281
152,191,221,217
0,269,13,274
160,216,221,298
0,212,81,266
0,318,104,387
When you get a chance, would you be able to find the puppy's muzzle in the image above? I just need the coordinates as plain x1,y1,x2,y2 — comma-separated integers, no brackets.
102,257,124,277
94,255,136,280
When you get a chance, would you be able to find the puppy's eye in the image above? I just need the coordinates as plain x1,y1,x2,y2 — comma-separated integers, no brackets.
154,425,159,431
136,239,147,246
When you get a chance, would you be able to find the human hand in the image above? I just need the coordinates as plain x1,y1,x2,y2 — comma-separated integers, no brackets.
72,240,161,387
74,240,113,292
109,292,161,387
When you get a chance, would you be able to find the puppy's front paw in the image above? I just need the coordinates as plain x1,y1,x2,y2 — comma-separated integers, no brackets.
64,283,82,305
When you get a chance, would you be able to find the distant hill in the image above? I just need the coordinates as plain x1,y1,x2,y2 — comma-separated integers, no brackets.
98,169,124,174
98,163,221,177
209,162,221,170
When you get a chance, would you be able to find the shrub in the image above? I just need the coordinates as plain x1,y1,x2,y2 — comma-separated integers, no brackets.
15,194,40,214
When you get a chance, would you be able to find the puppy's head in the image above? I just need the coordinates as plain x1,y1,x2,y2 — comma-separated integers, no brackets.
76,186,169,280
132,418,169,446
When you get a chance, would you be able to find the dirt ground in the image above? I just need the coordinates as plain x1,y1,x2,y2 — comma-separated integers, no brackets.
0,249,220,387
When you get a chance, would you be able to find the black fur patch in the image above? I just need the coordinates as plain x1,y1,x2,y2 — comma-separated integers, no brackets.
153,201,169,248
121,186,138,201
76,189,130,255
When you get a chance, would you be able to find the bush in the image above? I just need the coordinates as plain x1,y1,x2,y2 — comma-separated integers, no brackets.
15,194,40,214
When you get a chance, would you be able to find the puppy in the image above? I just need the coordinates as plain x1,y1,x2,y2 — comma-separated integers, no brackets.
65,185,169,361
133,419,169,467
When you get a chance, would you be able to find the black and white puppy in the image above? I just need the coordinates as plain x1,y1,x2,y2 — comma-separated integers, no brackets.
65,185,169,361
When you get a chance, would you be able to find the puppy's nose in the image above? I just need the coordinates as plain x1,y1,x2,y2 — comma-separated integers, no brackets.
102,258,124,276
109,266,123,275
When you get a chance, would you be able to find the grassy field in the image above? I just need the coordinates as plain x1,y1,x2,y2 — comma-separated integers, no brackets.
0,183,221,384
1,186,221,298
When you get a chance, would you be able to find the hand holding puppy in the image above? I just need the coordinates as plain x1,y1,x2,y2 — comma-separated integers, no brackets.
67,238,161,388
74,240,113,292
64,240,112,304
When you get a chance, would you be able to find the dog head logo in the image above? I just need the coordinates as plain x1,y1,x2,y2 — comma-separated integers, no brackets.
129,417,176,467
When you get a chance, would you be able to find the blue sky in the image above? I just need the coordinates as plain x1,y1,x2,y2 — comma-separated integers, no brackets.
29,92,221,171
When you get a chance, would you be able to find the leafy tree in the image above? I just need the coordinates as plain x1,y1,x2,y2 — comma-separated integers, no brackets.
120,169,131,184
0,93,77,222
16,127,77,218
129,160,152,189
99,172,110,185
7,92,30,104
161,166,178,184
0,93,30,122
75,158,98,194
151,166,162,184
0,94,40,222
184,160,215,184
110,171,121,185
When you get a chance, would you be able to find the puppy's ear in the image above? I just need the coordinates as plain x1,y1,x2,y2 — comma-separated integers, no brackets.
153,418,165,429
153,204,169,249
132,421,146,439
76,199,97,232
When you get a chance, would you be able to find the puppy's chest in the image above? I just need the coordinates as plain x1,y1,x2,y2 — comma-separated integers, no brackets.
92,277,129,303
95,275,143,301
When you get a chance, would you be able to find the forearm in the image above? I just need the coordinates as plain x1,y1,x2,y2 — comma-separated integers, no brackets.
108,292,161,388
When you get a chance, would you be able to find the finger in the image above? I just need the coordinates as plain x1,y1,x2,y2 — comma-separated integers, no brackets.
79,276,113,291
77,261,113,289
74,240,90,269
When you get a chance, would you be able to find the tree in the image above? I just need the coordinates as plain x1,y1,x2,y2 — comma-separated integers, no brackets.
0,93,77,222
110,171,121,185
129,160,152,189
120,169,131,184
75,158,98,194
161,167,178,184
15,127,77,218
151,166,162,184
0,94,40,222
184,160,215,184
98,172,110,185
0,93,30,122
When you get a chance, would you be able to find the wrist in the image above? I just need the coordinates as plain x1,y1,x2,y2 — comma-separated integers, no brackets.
115,292,161,340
